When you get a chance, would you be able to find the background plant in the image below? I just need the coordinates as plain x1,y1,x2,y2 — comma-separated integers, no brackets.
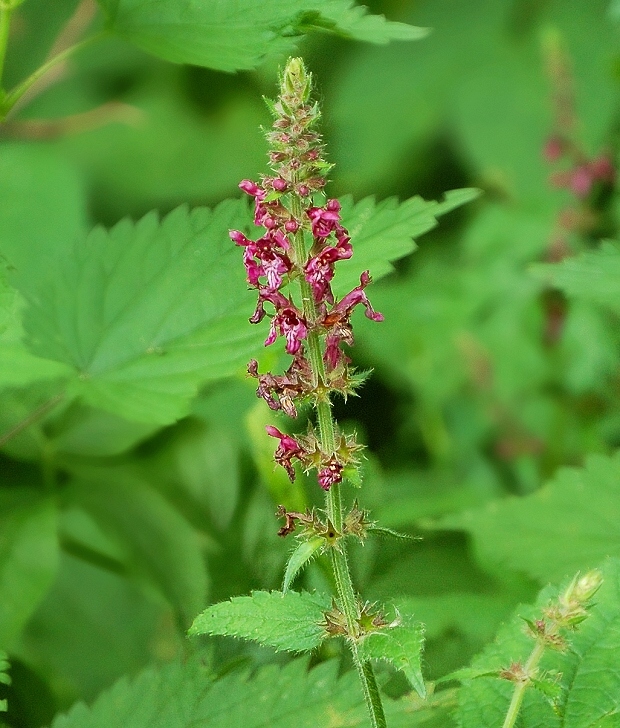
1,1,620,727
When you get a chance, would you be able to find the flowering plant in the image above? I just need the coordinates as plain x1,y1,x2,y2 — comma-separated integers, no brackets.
191,58,424,728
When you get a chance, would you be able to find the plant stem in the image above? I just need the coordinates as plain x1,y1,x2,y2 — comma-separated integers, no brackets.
501,639,546,728
0,30,107,120
0,392,65,449
0,4,12,92
290,199,387,728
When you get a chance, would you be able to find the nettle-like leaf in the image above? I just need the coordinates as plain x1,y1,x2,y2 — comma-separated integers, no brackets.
440,452,620,583
335,188,479,297
283,537,324,593
49,655,456,728
0,651,9,713
455,557,620,728
358,612,426,698
188,590,330,652
22,202,262,425
532,241,620,314
0,489,59,648
0,283,68,395
95,0,427,72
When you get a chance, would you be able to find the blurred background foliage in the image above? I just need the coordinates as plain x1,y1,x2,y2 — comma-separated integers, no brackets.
1,0,620,725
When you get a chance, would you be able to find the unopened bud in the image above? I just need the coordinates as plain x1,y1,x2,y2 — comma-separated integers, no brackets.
281,57,311,103
564,569,603,605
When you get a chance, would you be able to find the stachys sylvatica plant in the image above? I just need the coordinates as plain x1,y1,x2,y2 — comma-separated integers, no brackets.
188,57,427,728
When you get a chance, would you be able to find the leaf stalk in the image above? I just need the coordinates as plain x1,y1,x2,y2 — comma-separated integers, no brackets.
0,30,107,120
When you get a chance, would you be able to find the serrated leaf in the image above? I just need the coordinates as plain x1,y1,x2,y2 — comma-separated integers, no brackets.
22,202,262,425
0,490,59,648
357,613,426,698
440,452,620,583
65,470,209,625
95,0,426,72
456,557,620,728
336,188,479,296
189,590,330,652
532,241,620,314
0,274,70,389
283,537,324,593
531,674,563,701
49,654,455,728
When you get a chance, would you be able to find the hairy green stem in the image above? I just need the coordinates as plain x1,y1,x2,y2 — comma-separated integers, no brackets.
0,30,107,120
501,640,546,728
290,194,387,728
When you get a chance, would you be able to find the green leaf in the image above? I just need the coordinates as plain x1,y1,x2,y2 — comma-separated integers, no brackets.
95,0,426,72
336,188,480,297
188,590,330,652
368,526,420,542
22,202,262,425
283,537,324,593
19,548,180,706
532,241,620,314
49,655,455,728
0,271,71,388
357,613,426,698
168,420,240,532
0,490,59,648
0,144,87,289
440,452,620,583
456,557,620,728
64,470,209,625
0,651,9,713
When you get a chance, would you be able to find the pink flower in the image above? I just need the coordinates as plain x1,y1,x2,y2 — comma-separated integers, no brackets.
327,271,384,323
324,328,352,371
266,306,308,355
317,458,343,490
266,425,304,481
249,288,289,324
307,199,342,238
230,230,292,290
239,179,264,198
543,136,566,163
304,237,353,304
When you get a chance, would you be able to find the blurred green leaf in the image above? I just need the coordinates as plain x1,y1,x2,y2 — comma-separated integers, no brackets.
22,202,262,425
189,590,329,652
49,655,456,728
0,652,10,713
95,0,426,71
336,188,479,296
0,271,71,388
358,612,426,697
0,144,87,288
18,551,179,707
169,420,240,531
456,557,620,728
64,470,209,624
48,403,159,457
533,241,620,314
441,452,620,583
0,490,58,649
